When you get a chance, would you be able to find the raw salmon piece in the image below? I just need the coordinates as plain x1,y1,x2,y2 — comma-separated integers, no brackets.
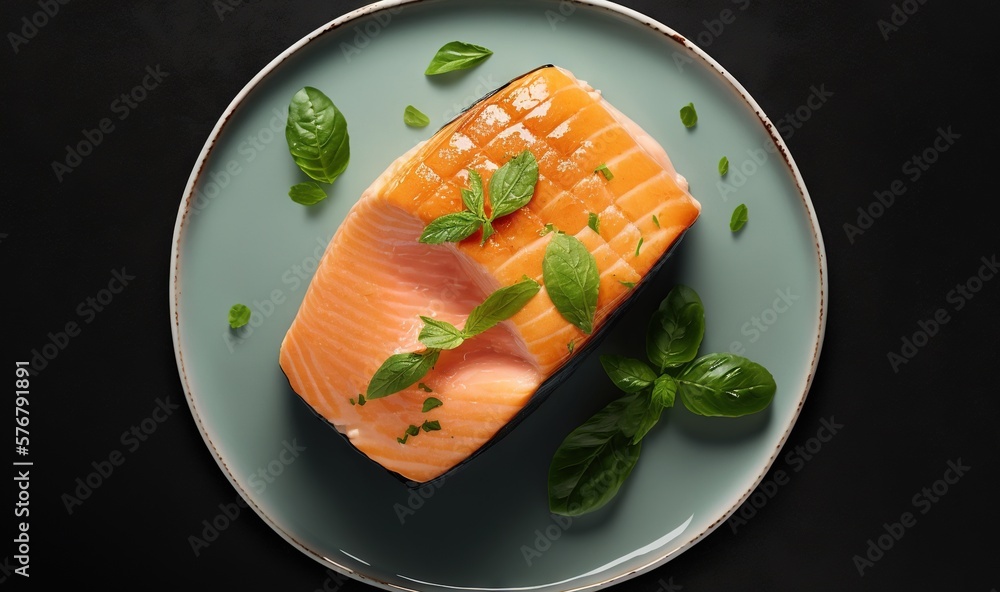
279,66,700,483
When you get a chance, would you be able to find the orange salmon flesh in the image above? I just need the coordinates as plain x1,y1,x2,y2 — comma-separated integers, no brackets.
279,66,701,483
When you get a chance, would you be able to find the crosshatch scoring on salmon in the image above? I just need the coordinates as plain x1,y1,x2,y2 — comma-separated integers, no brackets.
279,66,701,484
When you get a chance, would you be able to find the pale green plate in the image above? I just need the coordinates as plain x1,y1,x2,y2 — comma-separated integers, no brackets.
170,1,827,590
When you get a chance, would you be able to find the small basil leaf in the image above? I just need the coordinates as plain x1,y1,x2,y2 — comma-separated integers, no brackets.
462,170,485,219
651,374,678,409
403,105,430,128
488,150,539,220
421,397,443,412
676,353,777,417
548,399,642,516
619,390,664,445
730,204,749,232
679,102,698,128
543,232,600,334
600,355,658,393
418,317,466,350
288,182,327,206
418,211,482,244
587,212,600,235
463,276,540,337
366,350,440,400
647,285,705,372
228,304,251,329
285,87,350,183
424,41,493,75
718,156,729,176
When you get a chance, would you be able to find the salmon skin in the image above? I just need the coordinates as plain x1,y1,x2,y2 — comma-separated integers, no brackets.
279,65,701,485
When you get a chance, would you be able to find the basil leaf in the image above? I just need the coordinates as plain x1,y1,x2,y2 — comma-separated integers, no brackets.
488,150,538,220
480,220,495,245
366,350,440,400
424,41,493,75
619,391,664,445
600,355,658,393
587,212,600,235
462,170,485,219
403,105,430,128
463,276,540,337
595,163,614,180
418,317,466,350
543,233,600,334
679,102,697,128
228,304,251,329
422,397,443,412
647,285,705,372
548,401,642,516
718,156,729,176
676,353,776,417
285,86,350,183
418,211,482,244
287,182,327,206
421,420,441,432
651,374,678,409
730,204,749,232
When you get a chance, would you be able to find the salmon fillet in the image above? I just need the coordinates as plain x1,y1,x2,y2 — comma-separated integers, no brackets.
279,66,701,483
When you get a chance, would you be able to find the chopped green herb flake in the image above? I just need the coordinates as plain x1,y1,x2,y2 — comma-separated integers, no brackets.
406,425,420,437
422,420,441,432
539,223,558,236
567,341,575,354
422,397,443,412
397,435,408,444
403,105,430,128
228,304,251,329
349,398,356,406
587,212,600,235
595,163,614,180
730,204,749,232
418,383,433,393
357,394,366,406
652,214,660,228
619,281,636,289
679,103,698,128
718,156,729,176
635,237,644,257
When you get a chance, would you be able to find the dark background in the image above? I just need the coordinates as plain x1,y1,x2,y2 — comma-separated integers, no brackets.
4,0,998,589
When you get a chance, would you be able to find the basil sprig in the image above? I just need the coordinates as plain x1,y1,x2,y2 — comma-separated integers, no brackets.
366,277,540,399
419,151,539,245
543,232,600,334
548,285,777,516
284,86,350,205
424,41,493,75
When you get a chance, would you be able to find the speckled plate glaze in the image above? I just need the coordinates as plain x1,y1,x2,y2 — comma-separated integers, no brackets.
169,1,827,590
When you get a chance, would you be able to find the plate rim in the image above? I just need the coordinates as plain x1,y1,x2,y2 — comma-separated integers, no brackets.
168,0,829,590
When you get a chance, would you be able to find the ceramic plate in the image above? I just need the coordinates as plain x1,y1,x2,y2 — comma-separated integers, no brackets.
170,0,827,590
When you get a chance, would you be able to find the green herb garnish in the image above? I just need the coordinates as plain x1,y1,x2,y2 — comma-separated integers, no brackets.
547,285,777,516
228,304,251,329
349,398,356,406
404,105,430,128
635,237,644,257
679,102,697,128
424,41,493,75
421,420,441,432
422,397,443,412
539,223,558,236
542,233,600,334
730,204,748,232
652,214,660,228
285,86,350,184
367,278,540,399
567,341,575,354
595,163,614,180
718,156,729,176
357,394,366,406
288,181,328,206
397,435,408,444
619,281,636,289
418,383,433,393
419,151,539,245
406,424,421,437
587,212,600,235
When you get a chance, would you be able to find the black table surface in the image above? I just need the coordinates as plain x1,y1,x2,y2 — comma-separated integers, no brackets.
5,0,998,589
